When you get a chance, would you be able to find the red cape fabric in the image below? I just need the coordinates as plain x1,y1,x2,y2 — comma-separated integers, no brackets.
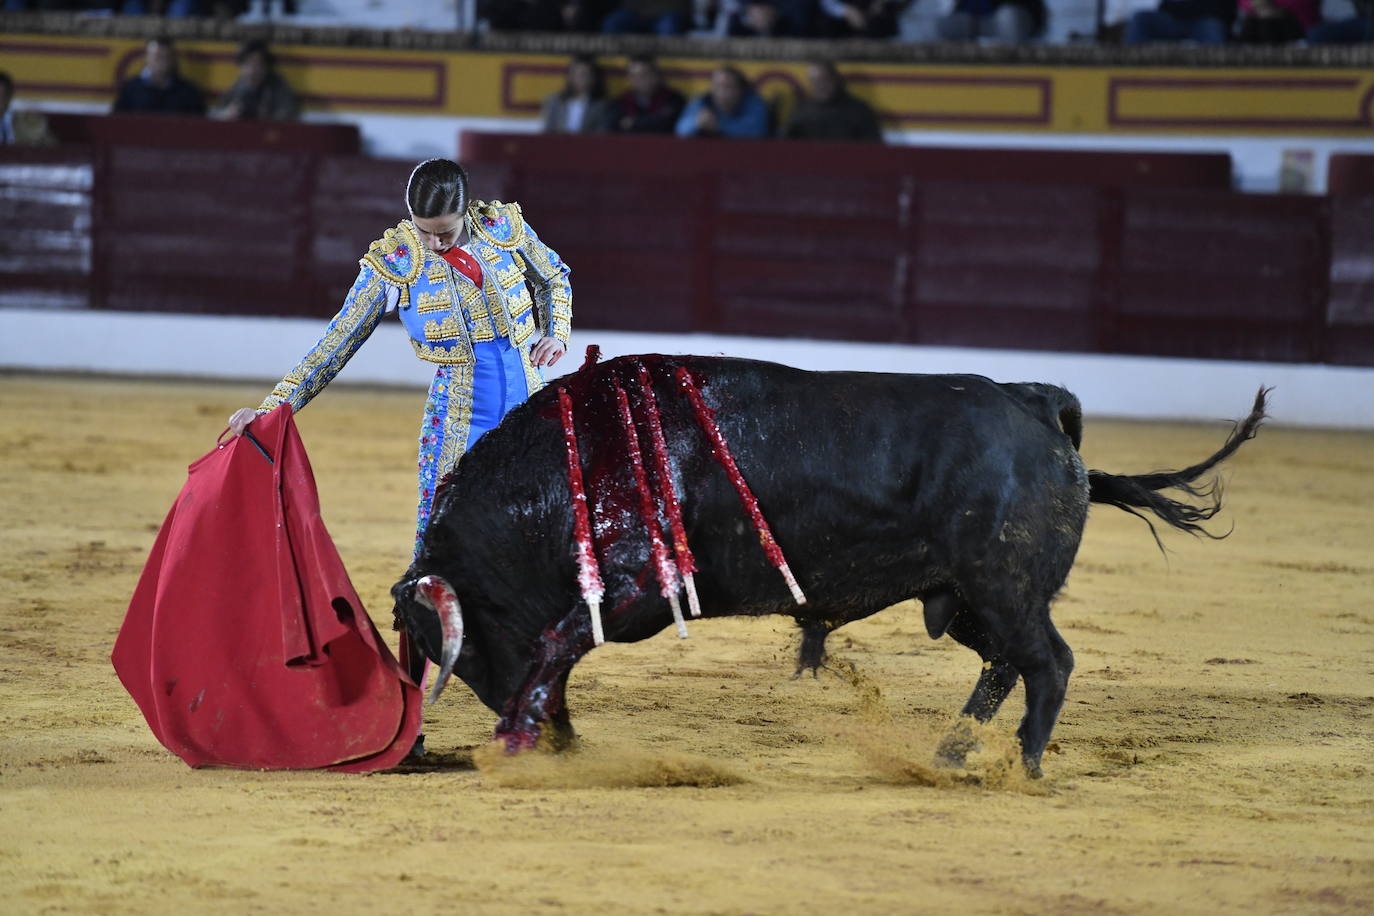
113,404,422,772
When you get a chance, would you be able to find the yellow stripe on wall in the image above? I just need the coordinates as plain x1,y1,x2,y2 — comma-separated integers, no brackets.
4,35,1372,135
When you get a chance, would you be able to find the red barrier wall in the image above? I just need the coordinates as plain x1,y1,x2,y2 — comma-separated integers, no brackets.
2,123,1371,367
460,133,1366,365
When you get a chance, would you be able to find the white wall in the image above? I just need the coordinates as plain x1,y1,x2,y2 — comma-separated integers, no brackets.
2,308,1370,428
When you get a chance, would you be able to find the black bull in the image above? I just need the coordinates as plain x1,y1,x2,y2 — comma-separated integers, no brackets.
393,355,1266,777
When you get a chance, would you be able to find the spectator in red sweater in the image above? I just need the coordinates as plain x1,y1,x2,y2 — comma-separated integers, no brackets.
607,55,686,134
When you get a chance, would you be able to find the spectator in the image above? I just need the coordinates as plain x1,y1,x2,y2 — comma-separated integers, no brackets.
935,0,1045,40
602,0,692,33
1236,0,1317,38
480,0,611,29
782,62,882,142
112,36,206,116
1123,0,1236,42
607,55,686,134
1307,0,1374,40
717,0,814,34
0,72,13,146
676,66,771,139
817,0,909,37
0,75,54,146
212,40,300,121
541,54,612,133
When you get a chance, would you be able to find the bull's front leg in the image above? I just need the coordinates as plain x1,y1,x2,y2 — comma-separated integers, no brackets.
494,610,594,752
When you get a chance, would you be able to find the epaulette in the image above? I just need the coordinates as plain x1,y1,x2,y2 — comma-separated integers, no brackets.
466,200,527,251
361,220,425,285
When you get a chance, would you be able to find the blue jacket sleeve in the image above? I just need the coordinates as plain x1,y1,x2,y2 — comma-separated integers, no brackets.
516,217,573,344
258,265,390,414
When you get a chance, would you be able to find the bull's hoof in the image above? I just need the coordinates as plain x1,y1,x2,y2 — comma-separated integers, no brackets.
539,717,579,752
494,718,578,754
1022,755,1044,780
494,730,540,753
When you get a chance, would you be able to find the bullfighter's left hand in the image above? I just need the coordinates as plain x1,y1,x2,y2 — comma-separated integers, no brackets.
530,337,567,368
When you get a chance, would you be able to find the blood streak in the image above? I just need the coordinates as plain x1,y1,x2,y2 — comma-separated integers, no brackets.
674,366,807,606
630,361,701,617
613,377,688,638
558,387,605,645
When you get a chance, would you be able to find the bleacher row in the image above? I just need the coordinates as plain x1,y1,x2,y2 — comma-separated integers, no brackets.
2,113,1372,366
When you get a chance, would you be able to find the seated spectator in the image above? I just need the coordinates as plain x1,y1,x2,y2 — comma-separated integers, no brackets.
607,55,686,134
1123,0,1236,42
212,40,300,121
718,0,815,34
782,62,882,142
935,0,1045,41
675,66,771,139
602,0,692,33
1307,0,1373,40
0,72,14,146
817,0,909,37
112,36,206,116
480,0,611,30
1236,0,1317,39
541,54,612,134
0,75,54,146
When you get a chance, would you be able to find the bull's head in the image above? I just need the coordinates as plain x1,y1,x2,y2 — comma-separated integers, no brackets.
390,573,536,717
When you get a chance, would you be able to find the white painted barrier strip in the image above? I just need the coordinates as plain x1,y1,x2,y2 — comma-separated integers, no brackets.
1,308,1370,429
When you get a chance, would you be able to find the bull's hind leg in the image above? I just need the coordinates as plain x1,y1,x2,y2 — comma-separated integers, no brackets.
935,613,1021,768
1003,615,1074,778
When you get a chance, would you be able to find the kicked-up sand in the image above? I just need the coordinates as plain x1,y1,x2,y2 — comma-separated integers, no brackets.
0,372,1371,914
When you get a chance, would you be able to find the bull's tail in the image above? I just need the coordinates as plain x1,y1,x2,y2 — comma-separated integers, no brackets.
1088,387,1269,547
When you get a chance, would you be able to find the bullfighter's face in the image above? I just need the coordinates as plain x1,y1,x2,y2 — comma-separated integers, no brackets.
411,212,465,254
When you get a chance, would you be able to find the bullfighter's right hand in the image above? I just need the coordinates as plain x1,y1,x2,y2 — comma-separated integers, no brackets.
227,407,262,437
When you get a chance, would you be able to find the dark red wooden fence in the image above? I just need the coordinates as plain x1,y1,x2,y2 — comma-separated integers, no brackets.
2,118,1371,367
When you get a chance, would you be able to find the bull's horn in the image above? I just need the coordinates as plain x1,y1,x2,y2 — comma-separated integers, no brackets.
414,575,464,705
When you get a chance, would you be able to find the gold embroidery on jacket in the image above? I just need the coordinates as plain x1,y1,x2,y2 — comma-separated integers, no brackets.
259,269,389,412
410,338,473,365
361,221,425,285
507,285,533,318
482,269,511,338
424,315,465,342
416,290,452,313
437,363,475,477
466,200,527,251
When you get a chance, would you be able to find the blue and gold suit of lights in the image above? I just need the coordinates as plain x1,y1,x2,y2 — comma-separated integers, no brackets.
258,200,572,551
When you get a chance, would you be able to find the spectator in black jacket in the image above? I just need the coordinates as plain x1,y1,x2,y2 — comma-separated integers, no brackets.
212,40,300,121
782,63,883,142
935,0,1044,41
607,55,685,134
112,36,206,116
1123,0,1236,42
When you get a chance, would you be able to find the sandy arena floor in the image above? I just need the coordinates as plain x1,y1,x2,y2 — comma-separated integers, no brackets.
1,372,1371,915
